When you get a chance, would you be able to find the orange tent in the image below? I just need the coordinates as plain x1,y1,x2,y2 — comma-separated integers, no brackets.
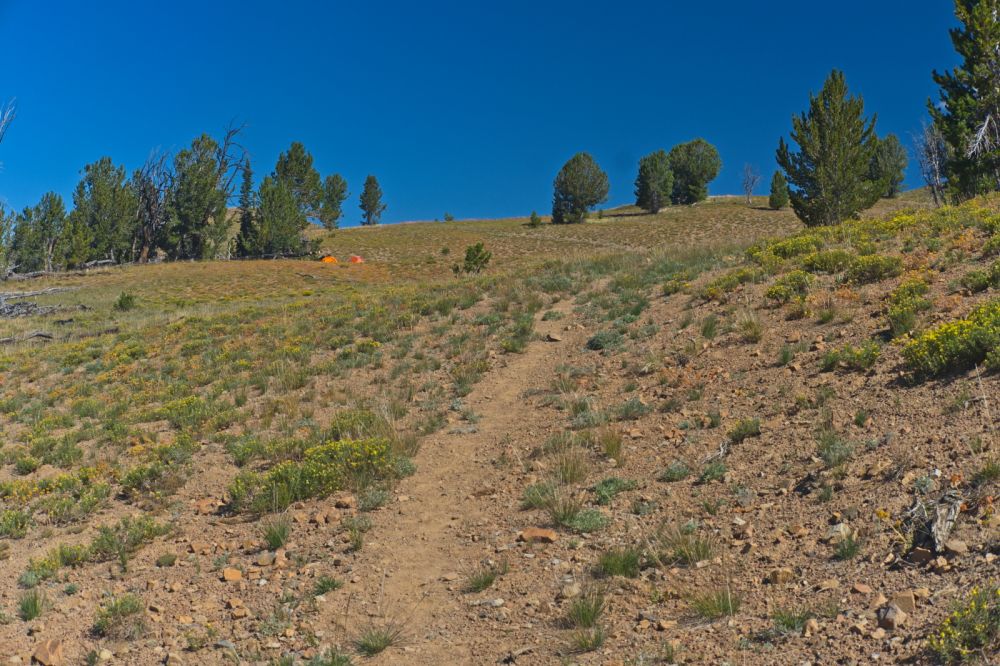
320,255,338,264
349,255,365,264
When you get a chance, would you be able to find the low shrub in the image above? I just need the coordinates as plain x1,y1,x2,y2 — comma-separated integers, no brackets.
927,585,1000,663
821,340,881,372
902,299,1000,378
801,249,854,274
845,254,903,284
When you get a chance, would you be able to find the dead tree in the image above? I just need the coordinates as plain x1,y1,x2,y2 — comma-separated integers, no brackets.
742,164,761,206
0,99,14,144
914,121,948,206
132,151,172,263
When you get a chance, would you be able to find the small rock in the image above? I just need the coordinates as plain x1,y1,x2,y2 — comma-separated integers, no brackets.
656,619,677,631
32,640,63,666
546,333,563,342
766,568,794,584
944,540,968,556
518,527,558,544
870,627,887,640
852,583,873,595
98,650,112,662
877,604,908,630
803,618,819,637
222,567,242,582
891,590,916,614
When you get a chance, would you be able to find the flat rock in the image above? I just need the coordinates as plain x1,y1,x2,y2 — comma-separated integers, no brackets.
766,568,794,584
32,640,63,666
222,567,242,582
877,604,908,630
518,527,558,544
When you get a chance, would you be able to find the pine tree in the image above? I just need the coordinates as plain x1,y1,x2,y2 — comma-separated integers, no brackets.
930,0,1000,200
0,204,14,277
667,139,721,204
166,134,228,260
870,134,908,198
236,159,260,257
634,150,673,213
359,175,386,226
768,171,789,210
319,174,348,230
257,175,307,255
68,158,137,264
275,142,324,220
33,192,66,272
776,70,882,226
551,152,609,224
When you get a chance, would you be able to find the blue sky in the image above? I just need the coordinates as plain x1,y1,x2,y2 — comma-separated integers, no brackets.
0,1,957,225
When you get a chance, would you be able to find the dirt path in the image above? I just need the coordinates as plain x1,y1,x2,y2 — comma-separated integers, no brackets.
347,298,582,665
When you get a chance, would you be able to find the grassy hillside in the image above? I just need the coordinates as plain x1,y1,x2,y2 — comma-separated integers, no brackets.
3,191,998,665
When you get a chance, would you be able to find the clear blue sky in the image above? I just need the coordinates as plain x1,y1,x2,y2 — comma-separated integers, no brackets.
0,0,957,225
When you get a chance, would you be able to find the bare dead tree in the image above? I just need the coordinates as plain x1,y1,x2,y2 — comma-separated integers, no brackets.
742,163,761,206
215,121,249,203
132,151,172,263
0,99,15,145
914,121,948,206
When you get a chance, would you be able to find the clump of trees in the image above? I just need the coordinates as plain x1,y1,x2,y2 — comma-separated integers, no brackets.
551,152,609,224
0,129,362,276
632,140,722,214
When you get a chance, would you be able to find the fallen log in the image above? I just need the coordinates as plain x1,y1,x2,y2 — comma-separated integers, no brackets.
0,331,54,345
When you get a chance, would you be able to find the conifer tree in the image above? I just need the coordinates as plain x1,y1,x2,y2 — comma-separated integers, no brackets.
257,175,307,255
275,142,324,219
634,150,673,213
551,152,609,224
68,157,137,263
776,70,882,226
359,175,386,226
319,174,348,230
930,0,1000,200
236,159,260,257
870,133,908,198
166,135,228,259
768,171,789,210
667,139,721,204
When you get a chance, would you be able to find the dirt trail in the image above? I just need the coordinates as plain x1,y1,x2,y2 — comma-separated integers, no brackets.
350,298,582,665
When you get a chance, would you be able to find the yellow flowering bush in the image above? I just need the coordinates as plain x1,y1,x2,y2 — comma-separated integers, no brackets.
927,585,1000,663
903,299,1000,378
887,273,932,338
229,437,396,513
701,267,763,302
845,254,904,284
765,270,813,304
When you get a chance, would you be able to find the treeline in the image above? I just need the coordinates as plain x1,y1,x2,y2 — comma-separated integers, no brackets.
0,130,388,276
546,0,995,228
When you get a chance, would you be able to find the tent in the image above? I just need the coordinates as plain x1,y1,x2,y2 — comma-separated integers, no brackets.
349,255,365,264
320,255,338,264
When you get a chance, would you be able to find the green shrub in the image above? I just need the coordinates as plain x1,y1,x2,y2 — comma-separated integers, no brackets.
959,260,1000,293
821,340,881,372
765,270,813,304
595,547,641,578
93,594,146,640
592,477,637,505
801,249,854,273
659,460,690,482
728,418,761,443
927,585,1000,663
585,330,622,351
701,267,762,301
113,291,137,312
452,242,492,275
845,254,903,284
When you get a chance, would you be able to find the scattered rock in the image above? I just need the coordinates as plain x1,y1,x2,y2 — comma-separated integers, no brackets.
222,567,242,582
558,582,581,600
817,579,840,592
852,583,873,595
891,590,916,614
545,333,563,342
803,618,819,637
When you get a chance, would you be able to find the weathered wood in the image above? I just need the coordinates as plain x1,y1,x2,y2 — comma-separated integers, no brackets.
0,331,54,345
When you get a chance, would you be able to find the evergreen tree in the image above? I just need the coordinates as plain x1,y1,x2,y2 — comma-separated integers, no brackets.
930,0,1000,200
768,171,789,210
256,175,307,255
235,160,260,257
776,70,882,226
32,192,66,271
68,157,137,263
131,153,172,263
11,206,41,272
634,150,673,213
870,133,908,198
57,213,92,269
551,152,609,224
359,175,386,226
0,204,14,277
667,139,721,204
319,174,348,230
166,134,228,260
275,142,324,220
